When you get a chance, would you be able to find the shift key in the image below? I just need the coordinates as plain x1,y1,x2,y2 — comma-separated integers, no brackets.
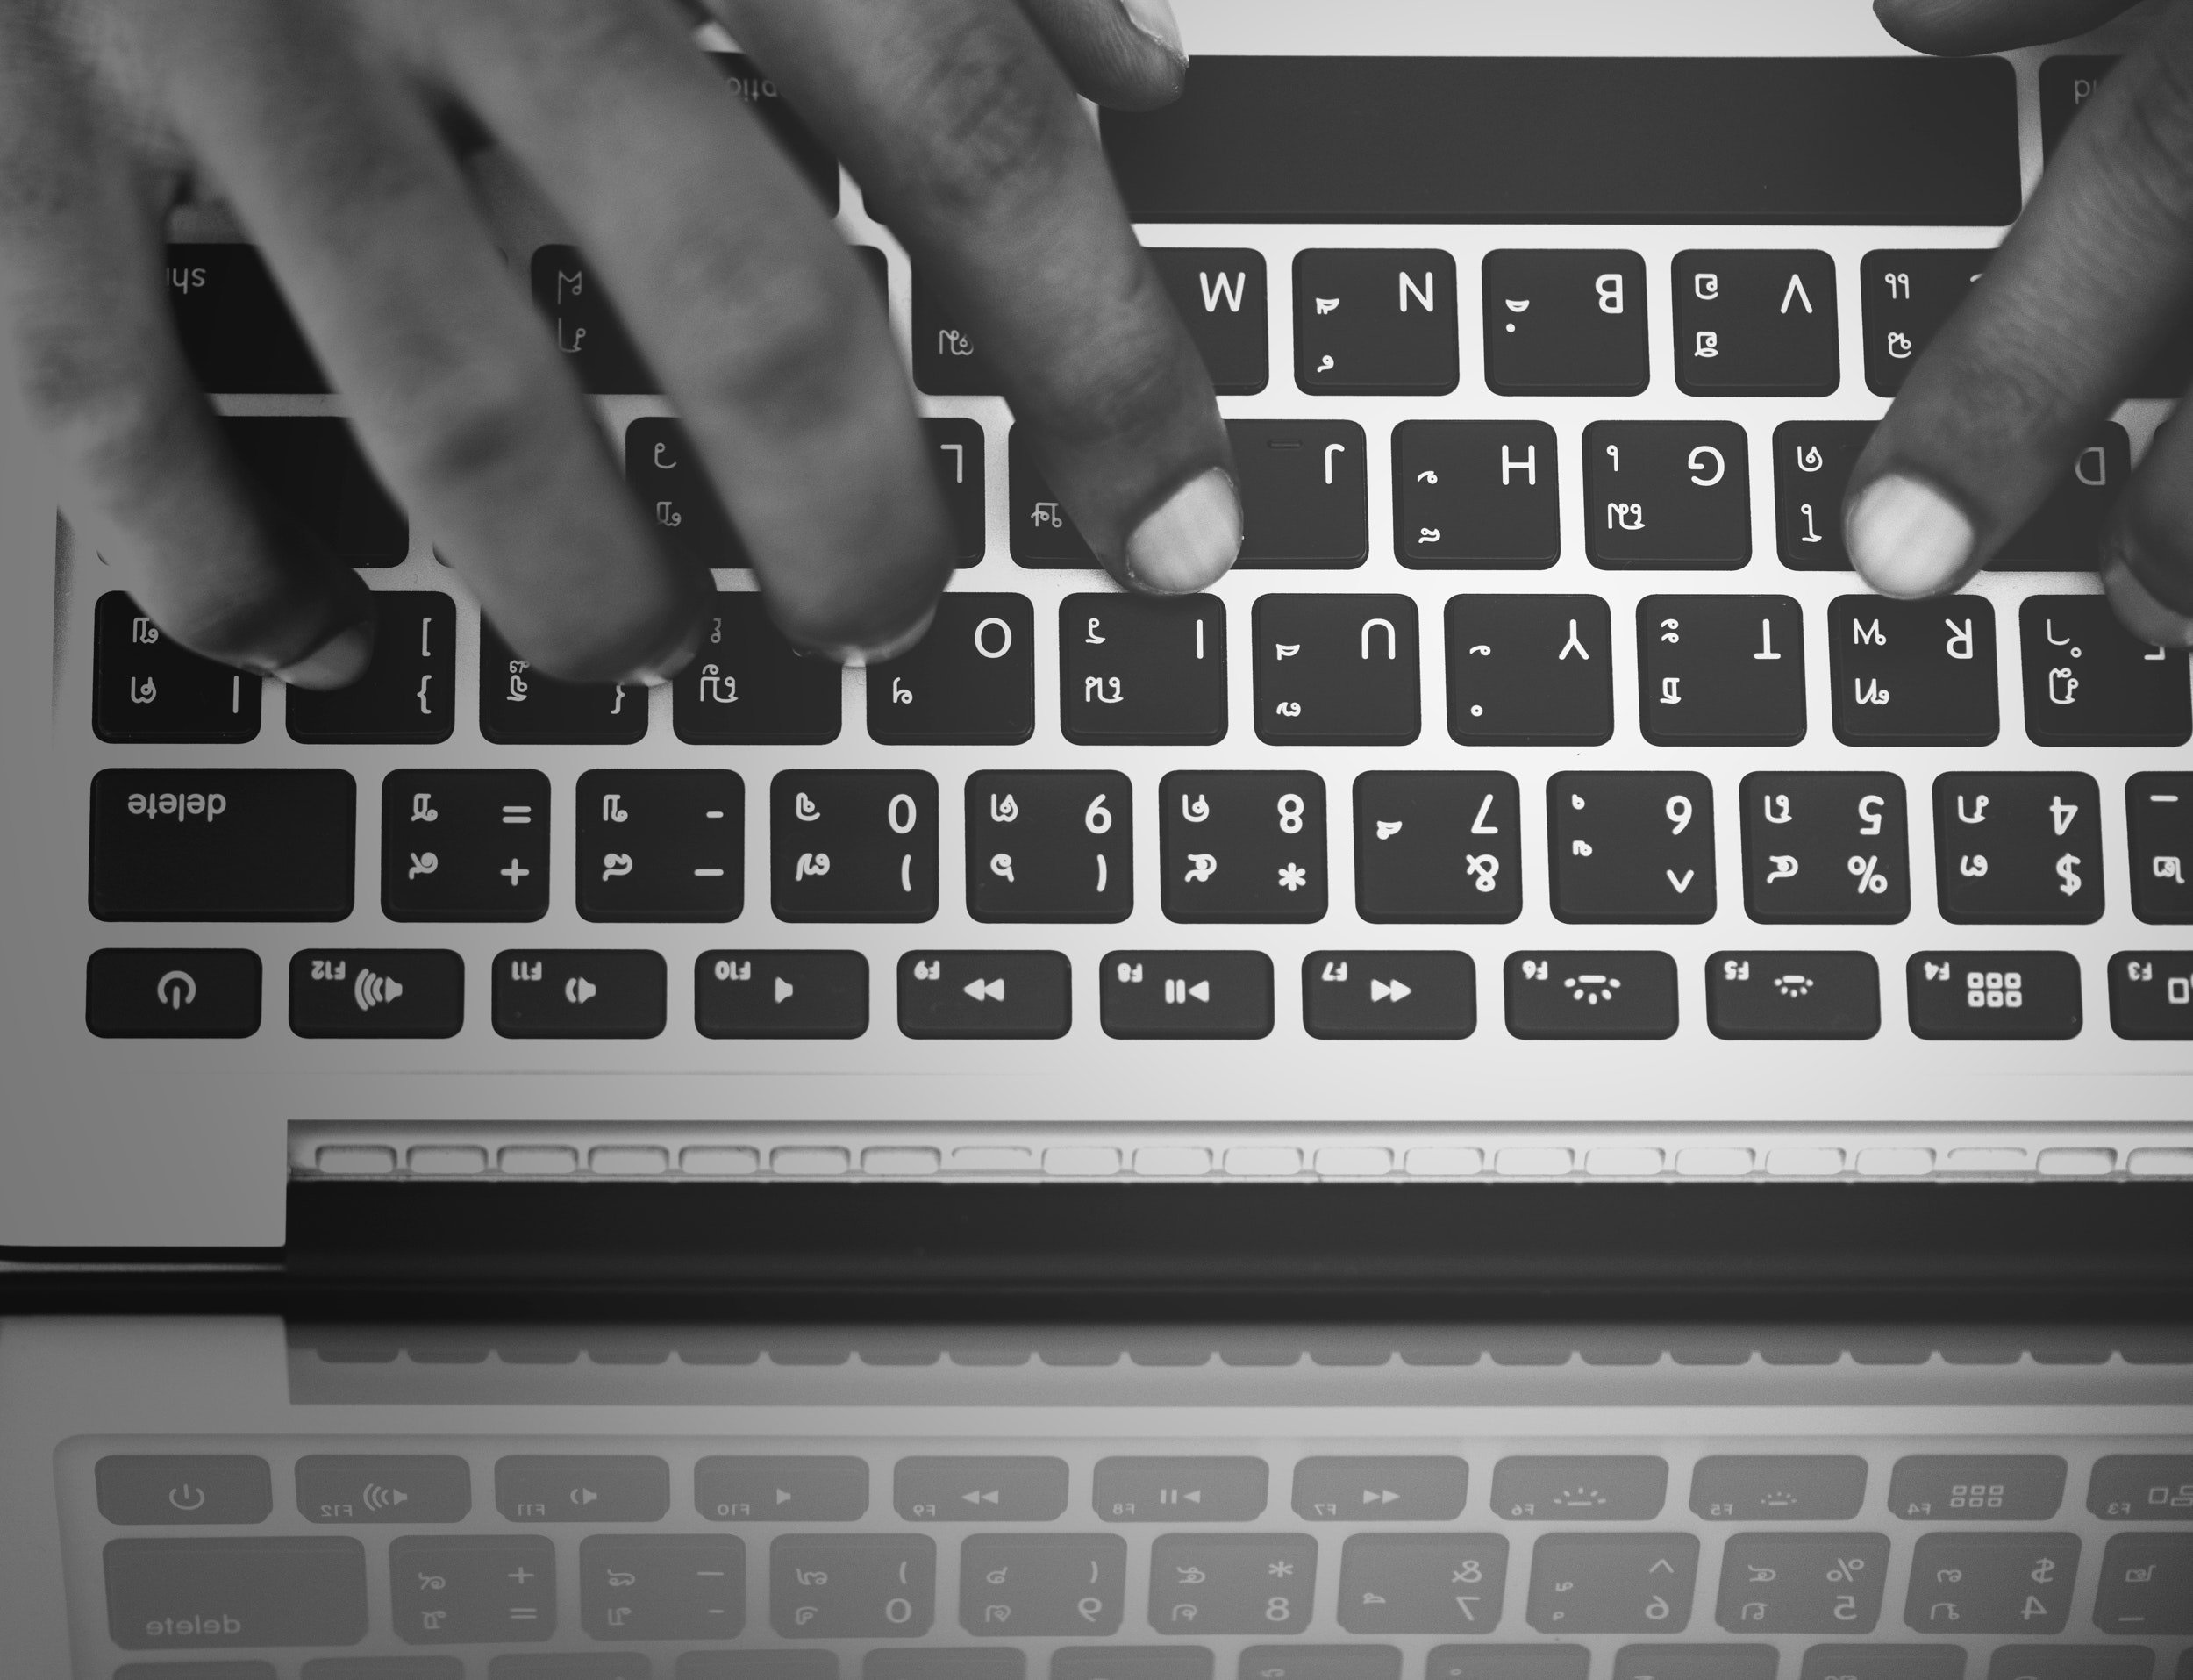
495,1455,669,1522
90,769,355,920
106,1537,368,1648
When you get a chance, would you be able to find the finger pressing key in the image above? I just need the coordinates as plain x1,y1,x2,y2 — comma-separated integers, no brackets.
718,0,1242,597
0,7,374,687
149,1,711,685
415,0,954,662
1846,0,2193,644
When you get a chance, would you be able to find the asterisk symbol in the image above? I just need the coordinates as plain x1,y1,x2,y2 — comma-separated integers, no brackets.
1268,1561,1295,1576
1277,862,1307,892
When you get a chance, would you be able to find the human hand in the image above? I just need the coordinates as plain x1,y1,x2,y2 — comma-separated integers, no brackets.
0,0,1238,687
1847,0,2193,646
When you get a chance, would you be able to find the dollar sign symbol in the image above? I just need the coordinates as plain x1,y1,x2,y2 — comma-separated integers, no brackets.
2032,1557,2055,1583
2056,854,2082,896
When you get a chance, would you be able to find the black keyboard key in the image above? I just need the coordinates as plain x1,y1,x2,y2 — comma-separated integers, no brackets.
694,950,868,1040
1934,772,2104,923
289,949,463,1039
1148,1535,1315,1634
696,1455,869,1521
712,53,839,211
2022,595,2192,746
1505,951,1679,1040
2096,1533,2193,1634
1908,952,2082,1040
1798,1651,1964,1680
1061,592,1226,745
1095,1456,1269,1522
493,950,667,1039
481,622,646,744
1739,772,1910,924
771,770,938,922
1446,595,1613,746
2111,952,2193,1040
532,244,651,393
868,594,1033,744
1639,595,1806,745
580,1533,743,1641
926,417,987,565
898,950,1070,1039
2041,54,2113,154
1483,250,1647,396
899,1456,1071,1522
2130,774,2193,922
91,769,355,920
1394,420,1559,568
94,591,260,743
1706,952,1881,1040
104,1535,367,1648
1901,1533,2079,1634
967,770,1133,922
286,593,456,744
96,1454,274,1526
1233,420,1368,568
1829,595,1998,747
1430,1653,1589,1680
576,770,742,922
1010,426,1096,568
673,593,843,745
913,267,997,395
1295,248,1459,394
1246,1643,1409,1677
1495,1456,1668,1521
381,769,550,922
1691,1456,1869,1523
1103,59,2017,224
1161,770,1327,923
1147,247,1269,393
1713,1532,1891,1633
496,1455,671,1523
1354,770,1523,924
1862,248,1989,397
1584,421,1750,568
1549,771,1716,923
167,245,326,392
1525,1533,1699,1634
625,418,747,568
770,1534,937,1639
1775,420,1871,570
2088,1453,2193,1520
960,1534,1125,1635
1994,425,2130,569
1673,250,1839,396
1100,951,1274,1039
1254,594,1419,745
224,416,406,567
389,1533,556,1643
1303,950,1475,1040
87,949,262,1039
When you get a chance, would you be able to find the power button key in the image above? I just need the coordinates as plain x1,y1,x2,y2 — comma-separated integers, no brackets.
96,1455,272,1525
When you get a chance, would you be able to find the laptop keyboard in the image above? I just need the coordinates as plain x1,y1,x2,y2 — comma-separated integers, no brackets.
53,53,2193,1159
59,1419,2193,1674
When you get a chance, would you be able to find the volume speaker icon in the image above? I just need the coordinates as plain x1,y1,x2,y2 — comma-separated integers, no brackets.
353,969,404,1012
361,1483,409,1512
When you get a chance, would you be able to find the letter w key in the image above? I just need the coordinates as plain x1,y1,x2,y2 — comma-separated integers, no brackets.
1147,249,1269,393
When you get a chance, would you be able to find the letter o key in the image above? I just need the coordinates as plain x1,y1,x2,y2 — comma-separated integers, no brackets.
974,617,1013,659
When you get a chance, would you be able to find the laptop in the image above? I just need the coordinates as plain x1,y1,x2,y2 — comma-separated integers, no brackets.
0,0,2189,1671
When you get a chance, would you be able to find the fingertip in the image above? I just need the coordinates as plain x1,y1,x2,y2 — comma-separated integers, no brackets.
821,599,939,668
269,614,376,690
2102,542,2193,649
621,600,710,686
1121,465,1241,594
1844,470,1976,599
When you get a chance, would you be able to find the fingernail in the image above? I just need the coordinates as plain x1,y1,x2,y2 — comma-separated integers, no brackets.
1123,466,1242,594
270,618,375,690
1844,472,1975,599
2102,547,2193,649
825,600,938,668
1118,0,1186,62
622,611,707,686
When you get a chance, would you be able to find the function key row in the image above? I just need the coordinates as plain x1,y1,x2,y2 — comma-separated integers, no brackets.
93,590,2192,752
82,945,2193,1043
83,767,2193,931
97,1448,2193,1529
